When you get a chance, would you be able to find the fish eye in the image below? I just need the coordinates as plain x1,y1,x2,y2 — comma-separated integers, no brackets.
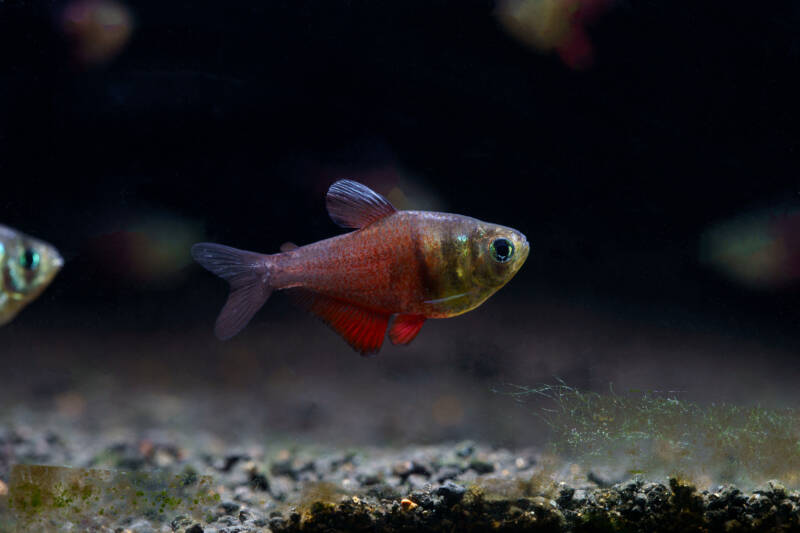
490,238,514,263
20,247,40,271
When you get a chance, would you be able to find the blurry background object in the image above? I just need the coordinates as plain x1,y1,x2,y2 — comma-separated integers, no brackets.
60,0,133,67
85,211,203,287
321,167,446,213
700,208,800,289
496,0,614,69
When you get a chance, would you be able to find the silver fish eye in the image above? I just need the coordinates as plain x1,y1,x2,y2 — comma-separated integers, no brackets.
20,247,40,271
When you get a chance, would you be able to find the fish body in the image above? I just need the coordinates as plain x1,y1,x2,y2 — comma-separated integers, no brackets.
0,225,63,325
276,211,525,318
192,180,529,354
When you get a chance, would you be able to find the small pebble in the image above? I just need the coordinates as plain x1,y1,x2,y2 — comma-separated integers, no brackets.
171,516,194,530
407,473,429,491
400,498,418,511
455,441,475,458
219,501,240,515
435,466,462,482
269,516,287,530
469,459,494,474
124,519,155,533
436,480,466,505
248,471,269,491
357,472,380,485
392,460,430,478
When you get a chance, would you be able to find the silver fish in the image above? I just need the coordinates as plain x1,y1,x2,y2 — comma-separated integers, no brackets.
0,225,63,325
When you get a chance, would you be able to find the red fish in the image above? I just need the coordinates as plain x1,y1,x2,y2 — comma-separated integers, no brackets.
192,180,529,355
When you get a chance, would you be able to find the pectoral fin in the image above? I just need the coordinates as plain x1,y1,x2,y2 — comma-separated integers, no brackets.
389,314,426,345
289,289,390,356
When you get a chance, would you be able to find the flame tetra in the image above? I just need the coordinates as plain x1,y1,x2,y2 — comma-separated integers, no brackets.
192,180,529,355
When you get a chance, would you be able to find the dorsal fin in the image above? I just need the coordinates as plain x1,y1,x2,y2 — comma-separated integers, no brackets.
280,242,298,252
325,179,396,229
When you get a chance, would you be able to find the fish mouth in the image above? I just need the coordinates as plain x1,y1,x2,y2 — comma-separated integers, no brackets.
52,251,64,270
518,234,531,261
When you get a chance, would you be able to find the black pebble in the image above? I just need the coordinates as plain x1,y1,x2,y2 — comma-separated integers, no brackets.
455,442,475,458
436,481,466,506
249,471,270,491
469,459,494,474
269,516,287,529
219,501,240,514
557,487,575,508
220,453,247,472
367,483,401,501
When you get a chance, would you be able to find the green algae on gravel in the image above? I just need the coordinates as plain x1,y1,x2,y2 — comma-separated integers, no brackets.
6,464,219,530
508,383,800,487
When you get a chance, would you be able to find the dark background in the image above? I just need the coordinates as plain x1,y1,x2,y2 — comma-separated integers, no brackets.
0,0,798,446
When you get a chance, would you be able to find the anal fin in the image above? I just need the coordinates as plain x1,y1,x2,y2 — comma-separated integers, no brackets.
289,289,390,356
389,314,426,345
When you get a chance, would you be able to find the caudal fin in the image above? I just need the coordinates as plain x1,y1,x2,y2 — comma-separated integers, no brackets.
191,243,272,340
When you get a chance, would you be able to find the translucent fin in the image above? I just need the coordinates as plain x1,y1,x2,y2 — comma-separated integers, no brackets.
389,314,426,345
191,243,272,340
280,242,298,252
326,179,397,229
289,289,390,355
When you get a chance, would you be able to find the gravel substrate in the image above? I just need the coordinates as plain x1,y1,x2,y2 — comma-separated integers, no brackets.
2,425,800,532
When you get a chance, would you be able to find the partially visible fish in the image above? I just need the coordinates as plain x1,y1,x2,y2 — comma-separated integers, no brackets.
192,180,530,355
0,225,64,325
